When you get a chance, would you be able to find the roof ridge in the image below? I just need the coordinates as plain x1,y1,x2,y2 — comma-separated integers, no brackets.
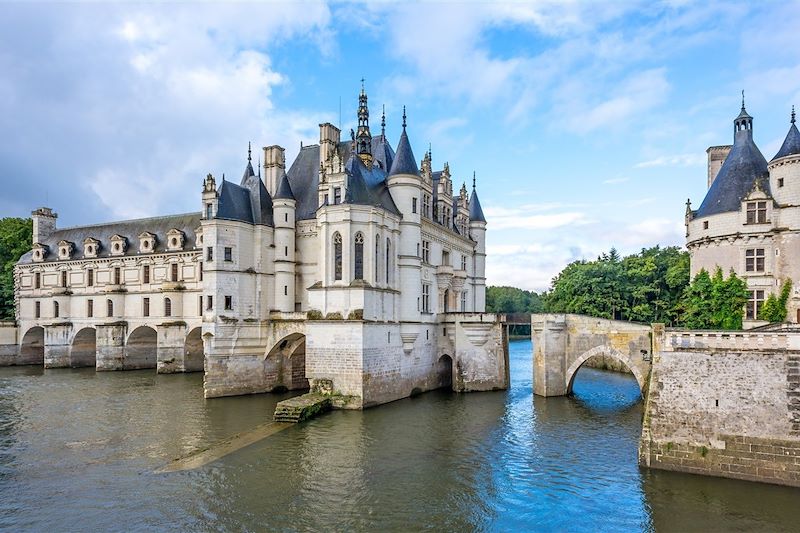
54,211,202,233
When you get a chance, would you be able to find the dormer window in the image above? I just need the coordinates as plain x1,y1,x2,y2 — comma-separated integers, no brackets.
32,243,48,263
83,237,100,258
57,240,74,261
746,201,767,224
109,235,127,256
138,232,156,254
166,229,185,251
194,226,203,248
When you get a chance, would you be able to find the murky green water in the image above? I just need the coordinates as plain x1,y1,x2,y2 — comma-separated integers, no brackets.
0,340,798,532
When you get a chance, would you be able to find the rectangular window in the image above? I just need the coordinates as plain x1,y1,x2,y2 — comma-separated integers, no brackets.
143,265,150,284
207,247,213,261
171,263,179,281
35,272,41,289
224,295,232,310
422,240,430,263
61,271,68,288
422,284,430,313
164,298,172,317
422,194,431,218
143,297,150,317
745,248,765,272
199,262,203,282
441,250,450,266
114,267,121,285
206,203,213,219
412,197,418,214
87,269,94,287
461,291,467,312
87,299,93,318
746,290,765,320
53,302,59,318
779,178,784,188
284,246,288,257
224,247,232,262
461,255,467,271
107,299,114,317
35,301,40,319
284,285,288,296
334,187,341,205
206,295,213,311
703,221,709,230
746,201,767,224
324,193,329,206
199,296,203,316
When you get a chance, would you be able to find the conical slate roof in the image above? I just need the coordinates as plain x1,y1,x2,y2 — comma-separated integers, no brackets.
773,122,800,161
695,111,769,218
469,189,486,223
389,129,419,176
274,172,296,200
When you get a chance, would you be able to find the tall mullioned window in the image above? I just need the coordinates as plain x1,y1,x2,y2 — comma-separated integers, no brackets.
333,232,343,281
35,272,41,289
375,237,380,282
53,301,59,318
114,267,121,285
461,255,467,271
87,269,94,287
87,299,93,318
143,265,150,284
354,233,364,280
422,240,430,263
461,291,467,312
422,194,431,218
164,297,172,317
61,271,68,288
746,290,765,320
745,248,765,272
107,299,114,317
746,201,767,224
386,238,391,283
422,284,430,313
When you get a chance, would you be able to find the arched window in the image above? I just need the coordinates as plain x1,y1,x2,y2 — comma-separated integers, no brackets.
107,299,114,317
354,233,364,280
54,301,60,318
333,232,343,281
164,297,172,317
375,235,380,282
385,237,391,284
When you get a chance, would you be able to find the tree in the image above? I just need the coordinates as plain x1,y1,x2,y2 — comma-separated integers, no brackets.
0,218,33,320
678,268,749,330
486,286,543,314
759,279,792,323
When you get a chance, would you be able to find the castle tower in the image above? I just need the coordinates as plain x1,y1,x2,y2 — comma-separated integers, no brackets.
469,175,487,312
31,207,57,245
356,81,373,167
273,172,297,313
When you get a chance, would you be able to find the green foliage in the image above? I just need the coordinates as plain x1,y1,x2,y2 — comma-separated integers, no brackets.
544,246,690,325
0,218,33,320
485,286,544,314
759,279,792,323
679,268,749,330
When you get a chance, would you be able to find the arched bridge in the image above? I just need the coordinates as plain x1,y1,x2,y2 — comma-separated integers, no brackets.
531,314,655,397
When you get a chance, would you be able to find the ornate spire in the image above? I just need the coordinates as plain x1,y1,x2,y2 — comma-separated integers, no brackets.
402,105,407,129
356,81,372,166
472,171,476,190
741,90,745,111
381,105,386,137
248,141,252,162
792,105,796,125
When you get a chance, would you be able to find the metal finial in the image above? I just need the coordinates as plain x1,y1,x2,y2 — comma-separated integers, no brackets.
428,142,432,162
248,141,251,162
361,77,365,94
402,106,406,129
472,171,476,190
792,105,796,125
381,105,386,136
741,90,745,110
257,155,261,177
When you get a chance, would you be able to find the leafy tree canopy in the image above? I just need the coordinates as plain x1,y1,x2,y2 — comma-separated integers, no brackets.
0,218,33,320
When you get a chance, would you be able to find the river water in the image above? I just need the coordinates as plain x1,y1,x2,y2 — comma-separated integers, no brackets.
0,339,798,532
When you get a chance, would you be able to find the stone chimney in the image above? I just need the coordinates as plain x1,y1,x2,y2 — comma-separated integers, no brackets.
31,207,57,245
319,122,341,170
263,145,286,197
707,145,732,188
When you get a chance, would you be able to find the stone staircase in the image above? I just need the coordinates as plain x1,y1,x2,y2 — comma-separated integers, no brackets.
273,393,332,423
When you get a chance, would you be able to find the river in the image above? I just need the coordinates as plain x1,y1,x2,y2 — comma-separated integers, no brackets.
0,339,797,532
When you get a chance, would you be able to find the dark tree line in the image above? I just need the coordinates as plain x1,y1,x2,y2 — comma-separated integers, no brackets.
0,218,32,320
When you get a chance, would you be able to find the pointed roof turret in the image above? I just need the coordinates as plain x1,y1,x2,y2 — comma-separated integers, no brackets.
356,80,373,166
242,142,256,182
389,106,419,176
469,172,486,223
695,97,769,217
274,172,296,201
772,106,800,161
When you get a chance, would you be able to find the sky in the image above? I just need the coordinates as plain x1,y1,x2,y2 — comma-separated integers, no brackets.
2,1,799,292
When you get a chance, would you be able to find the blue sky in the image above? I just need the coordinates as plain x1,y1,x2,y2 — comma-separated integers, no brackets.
2,1,799,291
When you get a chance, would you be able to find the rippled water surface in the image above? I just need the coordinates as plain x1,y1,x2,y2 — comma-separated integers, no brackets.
1,339,798,532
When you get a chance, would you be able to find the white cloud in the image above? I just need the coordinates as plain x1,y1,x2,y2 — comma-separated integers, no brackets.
635,153,706,168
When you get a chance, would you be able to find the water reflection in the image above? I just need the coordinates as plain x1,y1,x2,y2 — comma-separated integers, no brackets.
0,341,797,532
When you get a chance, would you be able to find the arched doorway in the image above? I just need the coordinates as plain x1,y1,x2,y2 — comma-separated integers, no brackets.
437,354,453,390
125,326,157,370
19,327,44,365
184,327,204,372
70,328,96,368
266,333,308,391
565,346,646,397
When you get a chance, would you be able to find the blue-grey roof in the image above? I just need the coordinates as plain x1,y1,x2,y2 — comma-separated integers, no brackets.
217,179,255,224
695,124,769,218
469,189,486,222
772,123,800,161
241,172,274,226
389,129,418,176
17,212,202,264
274,172,296,200
285,136,398,220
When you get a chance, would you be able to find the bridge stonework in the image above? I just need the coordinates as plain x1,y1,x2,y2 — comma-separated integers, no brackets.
531,314,653,397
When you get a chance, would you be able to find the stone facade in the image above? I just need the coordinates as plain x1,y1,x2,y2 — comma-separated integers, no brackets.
687,103,800,328
11,87,507,409
640,329,800,487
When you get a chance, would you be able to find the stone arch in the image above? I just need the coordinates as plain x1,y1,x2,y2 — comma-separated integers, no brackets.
70,327,96,368
125,326,157,370
19,326,44,365
266,333,308,391
437,354,453,390
565,345,646,395
184,327,204,372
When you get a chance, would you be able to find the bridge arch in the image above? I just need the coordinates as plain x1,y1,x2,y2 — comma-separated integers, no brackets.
436,354,453,390
70,327,96,368
565,345,646,395
19,326,44,365
184,327,204,372
266,333,307,390
125,326,157,370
